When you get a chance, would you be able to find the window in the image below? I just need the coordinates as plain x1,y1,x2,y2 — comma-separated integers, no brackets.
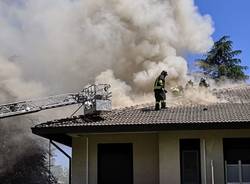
180,139,201,184
224,138,250,183
98,143,133,184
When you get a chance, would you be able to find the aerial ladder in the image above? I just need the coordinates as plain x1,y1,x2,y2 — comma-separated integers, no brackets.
0,84,112,119
0,84,112,184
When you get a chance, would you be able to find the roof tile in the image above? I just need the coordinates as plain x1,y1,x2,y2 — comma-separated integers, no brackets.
33,85,250,131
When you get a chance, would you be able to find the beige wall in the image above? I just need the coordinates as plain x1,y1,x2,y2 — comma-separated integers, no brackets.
159,129,250,184
72,133,159,184
71,129,250,184
72,137,87,184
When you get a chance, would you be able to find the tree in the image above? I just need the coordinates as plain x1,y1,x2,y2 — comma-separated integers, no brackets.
0,117,58,184
0,144,58,184
196,36,248,81
52,165,69,184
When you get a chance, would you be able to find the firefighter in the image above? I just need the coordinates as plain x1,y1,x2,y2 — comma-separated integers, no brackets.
199,77,209,88
154,70,168,110
171,85,184,96
185,80,194,89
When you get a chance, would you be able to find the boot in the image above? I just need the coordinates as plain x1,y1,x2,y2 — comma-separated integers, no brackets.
155,103,160,110
161,101,166,109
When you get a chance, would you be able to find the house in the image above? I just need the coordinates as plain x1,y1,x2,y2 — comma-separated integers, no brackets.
32,85,250,184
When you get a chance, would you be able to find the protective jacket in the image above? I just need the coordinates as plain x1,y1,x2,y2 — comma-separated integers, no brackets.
199,80,209,88
154,75,166,102
154,75,165,90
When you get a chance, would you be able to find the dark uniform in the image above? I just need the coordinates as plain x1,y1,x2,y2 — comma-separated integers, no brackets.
154,71,167,110
199,78,209,88
185,80,194,89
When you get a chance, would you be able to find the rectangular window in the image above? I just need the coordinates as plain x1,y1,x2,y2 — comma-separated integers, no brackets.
180,139,201,184
98,143,133,184
224,138,250,183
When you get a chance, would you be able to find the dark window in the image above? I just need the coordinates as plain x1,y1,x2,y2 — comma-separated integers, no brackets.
98,143,133,184
224,138,250,183
224,138,250,164
180,139,201,184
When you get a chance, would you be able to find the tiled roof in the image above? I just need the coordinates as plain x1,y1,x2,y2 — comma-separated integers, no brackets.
32,85,250,133
35,103,250,128
214,85,250,103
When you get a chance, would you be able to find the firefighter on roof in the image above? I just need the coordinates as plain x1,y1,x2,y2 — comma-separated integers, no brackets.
185,80,194,89
154,70,168,110
199,77,210,88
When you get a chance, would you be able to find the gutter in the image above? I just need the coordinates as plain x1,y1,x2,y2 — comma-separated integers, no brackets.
32,121,250,135
86,137,89,184
203,139,207,184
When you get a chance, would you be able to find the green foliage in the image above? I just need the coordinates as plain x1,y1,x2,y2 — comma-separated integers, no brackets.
52,165,69,184
0,118,58,184
0,145,58,184
196,36,248,81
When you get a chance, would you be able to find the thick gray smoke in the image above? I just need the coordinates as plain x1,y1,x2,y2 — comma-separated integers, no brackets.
0,0,215,176
0,0,214,107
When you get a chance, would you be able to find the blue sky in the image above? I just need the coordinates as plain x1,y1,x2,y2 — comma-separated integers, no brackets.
54,143,71,168
55,0,250,168
188,0,250,78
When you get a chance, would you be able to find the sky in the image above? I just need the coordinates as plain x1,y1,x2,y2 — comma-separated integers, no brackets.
188,0,250,78
55,0,250,168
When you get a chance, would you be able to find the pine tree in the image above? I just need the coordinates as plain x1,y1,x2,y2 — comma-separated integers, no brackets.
196,36,248,81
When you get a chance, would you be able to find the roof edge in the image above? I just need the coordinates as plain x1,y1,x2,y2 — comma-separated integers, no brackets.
31,121,250,135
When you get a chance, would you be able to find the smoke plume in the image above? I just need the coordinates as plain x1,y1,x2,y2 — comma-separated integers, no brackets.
0,0,214,108
0,0,215,178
